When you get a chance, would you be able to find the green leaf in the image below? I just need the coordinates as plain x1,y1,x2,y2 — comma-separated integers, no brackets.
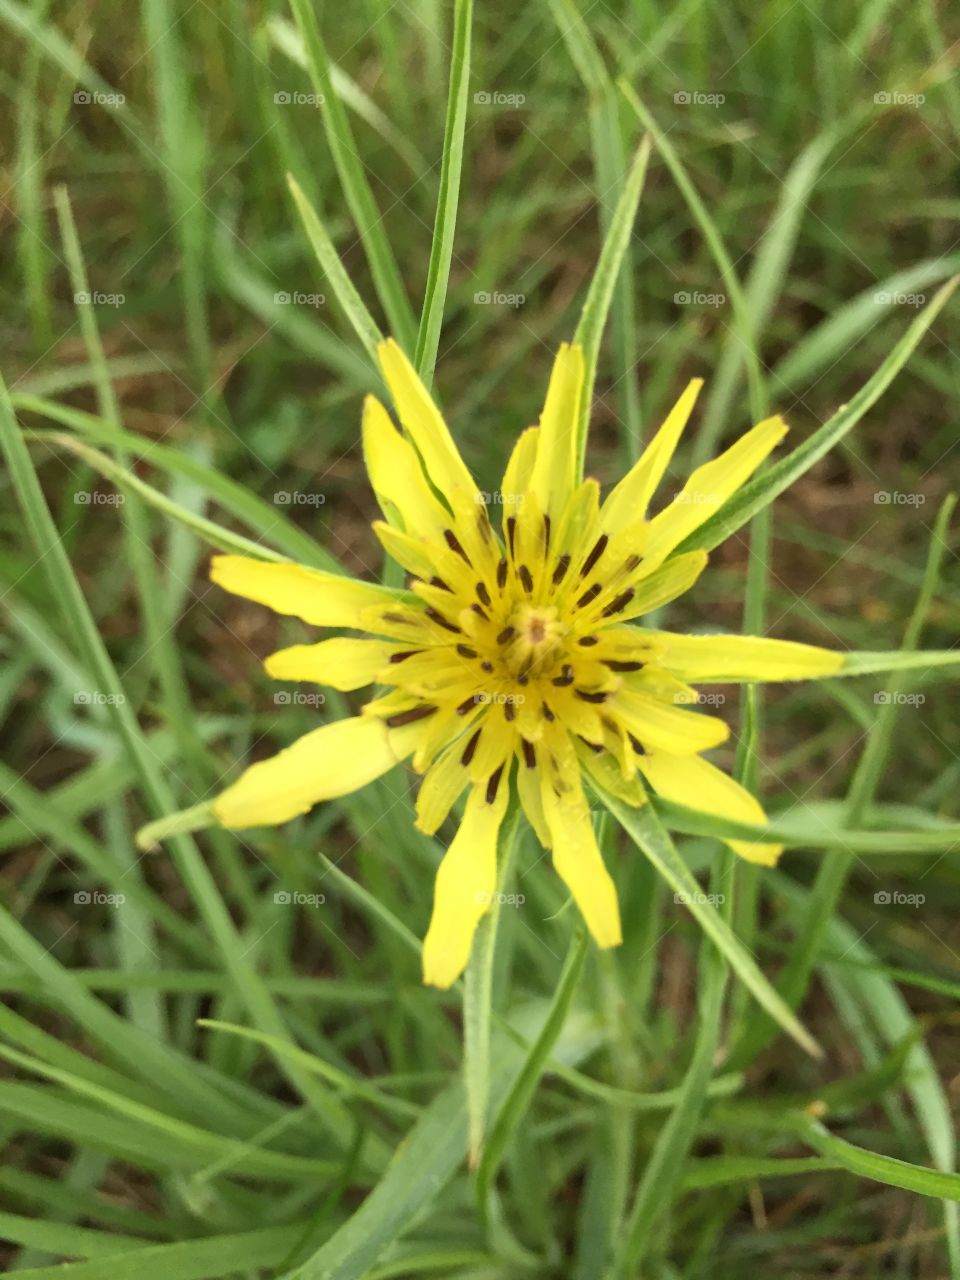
675,275,960,554
598,793,820,1058
572,135,652,470
287,0,417,350
287,173,386,368
413,0,472,383
476,930,587,1209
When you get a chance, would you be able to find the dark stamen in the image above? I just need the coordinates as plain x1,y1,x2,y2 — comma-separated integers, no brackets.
477,507,493,542
603,659,645,672
426,607,461,634
541,701,556,721
580,533,608,578
497,557,508,589
486,764,504,803
386,704,437,727
623,555,641,572
577,734,604,753
475,580,491,607
461,727,482,765
457,695,479,715
389,649,422,663
575,689,607,704
429,576,452,592
552,664,574,687
577,583,602,609
518,564,534,593
601,588,635,618
628,732,646,755
444,529,470,563
504,700,517,722
497,626,516,645
521,738,536,768
506,516,517,556
471,603,490,620
542,514,552,552
578,635,599,647
552,554,571,585
382,611,409,625
481,660,494,673
456,644,478,658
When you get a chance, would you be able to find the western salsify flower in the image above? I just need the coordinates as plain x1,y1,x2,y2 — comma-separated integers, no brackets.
143,339,844,988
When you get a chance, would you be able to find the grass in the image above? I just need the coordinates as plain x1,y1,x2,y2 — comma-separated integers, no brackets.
1,1,960,1277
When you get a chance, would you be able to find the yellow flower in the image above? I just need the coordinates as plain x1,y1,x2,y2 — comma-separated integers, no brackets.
153,340,844,988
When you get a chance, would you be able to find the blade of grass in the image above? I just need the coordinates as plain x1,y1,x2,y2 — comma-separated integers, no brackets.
572,135,652,472
287,0,417,350
413,0,472,383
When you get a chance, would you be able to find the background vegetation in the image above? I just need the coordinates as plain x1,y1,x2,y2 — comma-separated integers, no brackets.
1,0,959,1275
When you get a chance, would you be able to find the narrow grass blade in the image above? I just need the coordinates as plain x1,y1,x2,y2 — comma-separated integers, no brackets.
287,0,417,350
464,804,520,1166
476,929,586,1209
572,135,652,471
598,793,820,1058
675,276,960,554
287,174,385,368
414,0,472,382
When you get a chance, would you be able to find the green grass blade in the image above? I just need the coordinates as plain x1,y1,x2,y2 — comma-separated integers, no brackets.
287,173,385,368
675,276,960,554
572,135,652,471
598,793,820,1058
413,0,472,383
287,0,417,350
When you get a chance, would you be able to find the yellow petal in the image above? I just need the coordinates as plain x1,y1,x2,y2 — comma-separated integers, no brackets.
362,394,450,537
613,550,708,622
540,734,622,947
637,752,783,865
615,688,730,755
377,339,476,497
422,780,511,988
500,425,539,503
644,416,788,563
264,638,404,690
212,716,400,829
641,631,845,683
415,735,471,834
529,343,584,517
600,378,704,534
210,556,397,628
